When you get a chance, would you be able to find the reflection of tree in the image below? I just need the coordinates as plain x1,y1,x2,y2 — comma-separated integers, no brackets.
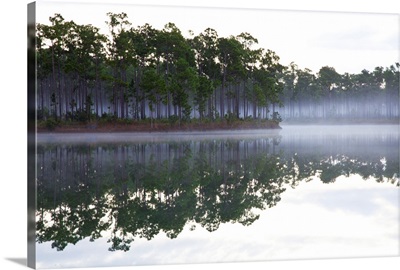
36,145,112,251
36,138,399,252
294,154,399,185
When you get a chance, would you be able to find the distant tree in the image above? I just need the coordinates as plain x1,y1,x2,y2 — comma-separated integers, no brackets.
191,28,220,120
105,12,132,118
140,67,166,127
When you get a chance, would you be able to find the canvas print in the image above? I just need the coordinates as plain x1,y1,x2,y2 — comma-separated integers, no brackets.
28,1,399,269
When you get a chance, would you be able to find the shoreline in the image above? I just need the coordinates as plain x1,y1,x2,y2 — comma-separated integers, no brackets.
36,119,399,134
37,120,282,133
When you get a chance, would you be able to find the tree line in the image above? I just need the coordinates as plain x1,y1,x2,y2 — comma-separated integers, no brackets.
279,63,399,120
36,12,399,124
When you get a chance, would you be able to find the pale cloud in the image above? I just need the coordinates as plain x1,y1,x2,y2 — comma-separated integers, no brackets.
309,13,399,51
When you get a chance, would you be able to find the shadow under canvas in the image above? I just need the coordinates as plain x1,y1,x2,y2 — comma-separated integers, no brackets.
6,258,27,267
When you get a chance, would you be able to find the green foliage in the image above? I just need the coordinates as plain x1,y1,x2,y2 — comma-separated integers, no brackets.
272,112,282,123
168,114,179,125
37,107,50,120
65,110,96,123
100,112,117,122
224,112,238,125
44,118,58,130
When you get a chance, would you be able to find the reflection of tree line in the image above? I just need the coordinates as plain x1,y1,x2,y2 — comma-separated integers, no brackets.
36,139,399,252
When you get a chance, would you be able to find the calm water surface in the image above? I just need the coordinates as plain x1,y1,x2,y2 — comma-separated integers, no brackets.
36,125,399,268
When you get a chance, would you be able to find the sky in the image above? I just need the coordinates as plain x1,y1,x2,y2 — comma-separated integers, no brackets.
35,0,399,74
1,1,400,270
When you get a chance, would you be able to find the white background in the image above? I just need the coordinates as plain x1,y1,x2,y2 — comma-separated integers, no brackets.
0,0,399,270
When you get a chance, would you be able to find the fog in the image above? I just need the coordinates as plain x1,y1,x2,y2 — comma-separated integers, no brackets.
37,124,398,143
36,128,282,144
279,124,398,136
276,96,399,122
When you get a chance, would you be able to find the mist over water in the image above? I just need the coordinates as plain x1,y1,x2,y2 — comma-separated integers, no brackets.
37,124,398,148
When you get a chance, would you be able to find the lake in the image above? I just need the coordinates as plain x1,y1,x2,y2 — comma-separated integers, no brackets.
35,125,399,268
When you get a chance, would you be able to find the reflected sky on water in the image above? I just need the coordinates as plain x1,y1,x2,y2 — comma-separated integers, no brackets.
36,125,399,268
